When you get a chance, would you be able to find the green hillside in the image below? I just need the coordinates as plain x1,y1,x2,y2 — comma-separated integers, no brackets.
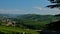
0,26,39,34
16,14,54,29
0,14,60,34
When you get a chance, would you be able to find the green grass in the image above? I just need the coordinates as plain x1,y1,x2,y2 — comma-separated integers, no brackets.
0,26,39,34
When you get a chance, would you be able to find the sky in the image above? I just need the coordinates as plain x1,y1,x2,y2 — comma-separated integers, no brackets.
0,0,60,15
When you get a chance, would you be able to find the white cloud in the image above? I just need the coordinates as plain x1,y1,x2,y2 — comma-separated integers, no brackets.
34,7,42,10
34,7,60,15
0,7,60,15
0,9,24,11
0,9,26,14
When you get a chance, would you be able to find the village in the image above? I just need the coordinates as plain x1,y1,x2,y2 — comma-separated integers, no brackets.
0,16,16,26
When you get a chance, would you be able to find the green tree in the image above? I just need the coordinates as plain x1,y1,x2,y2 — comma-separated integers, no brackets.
47,0,60,8
45,0,60,31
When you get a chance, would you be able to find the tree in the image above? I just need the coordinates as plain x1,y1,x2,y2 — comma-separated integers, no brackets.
45,0,60,31
46,0,60,8
46,21,60,31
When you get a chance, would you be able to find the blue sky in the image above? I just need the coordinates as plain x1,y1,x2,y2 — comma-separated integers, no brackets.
0,0,60,15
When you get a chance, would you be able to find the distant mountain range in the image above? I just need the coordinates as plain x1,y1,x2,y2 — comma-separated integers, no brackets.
0,14,60,21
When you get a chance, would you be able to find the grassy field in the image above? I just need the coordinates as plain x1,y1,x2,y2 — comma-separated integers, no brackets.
0,26,39,34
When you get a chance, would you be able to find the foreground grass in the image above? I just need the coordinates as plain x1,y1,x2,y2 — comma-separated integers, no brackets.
0,26,39,34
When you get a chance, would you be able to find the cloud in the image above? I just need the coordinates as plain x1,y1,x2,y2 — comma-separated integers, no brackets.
34,7,60,15
34,7,42,10
0,9,26,14
0,7,60,15
0,9,24,11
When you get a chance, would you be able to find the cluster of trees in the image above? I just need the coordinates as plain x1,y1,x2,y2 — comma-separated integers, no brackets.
47,0,60,8
45,0,60,31
45,21,60,31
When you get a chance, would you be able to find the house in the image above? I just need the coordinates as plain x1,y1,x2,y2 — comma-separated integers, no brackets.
6,21,16,26
1,18,16,26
